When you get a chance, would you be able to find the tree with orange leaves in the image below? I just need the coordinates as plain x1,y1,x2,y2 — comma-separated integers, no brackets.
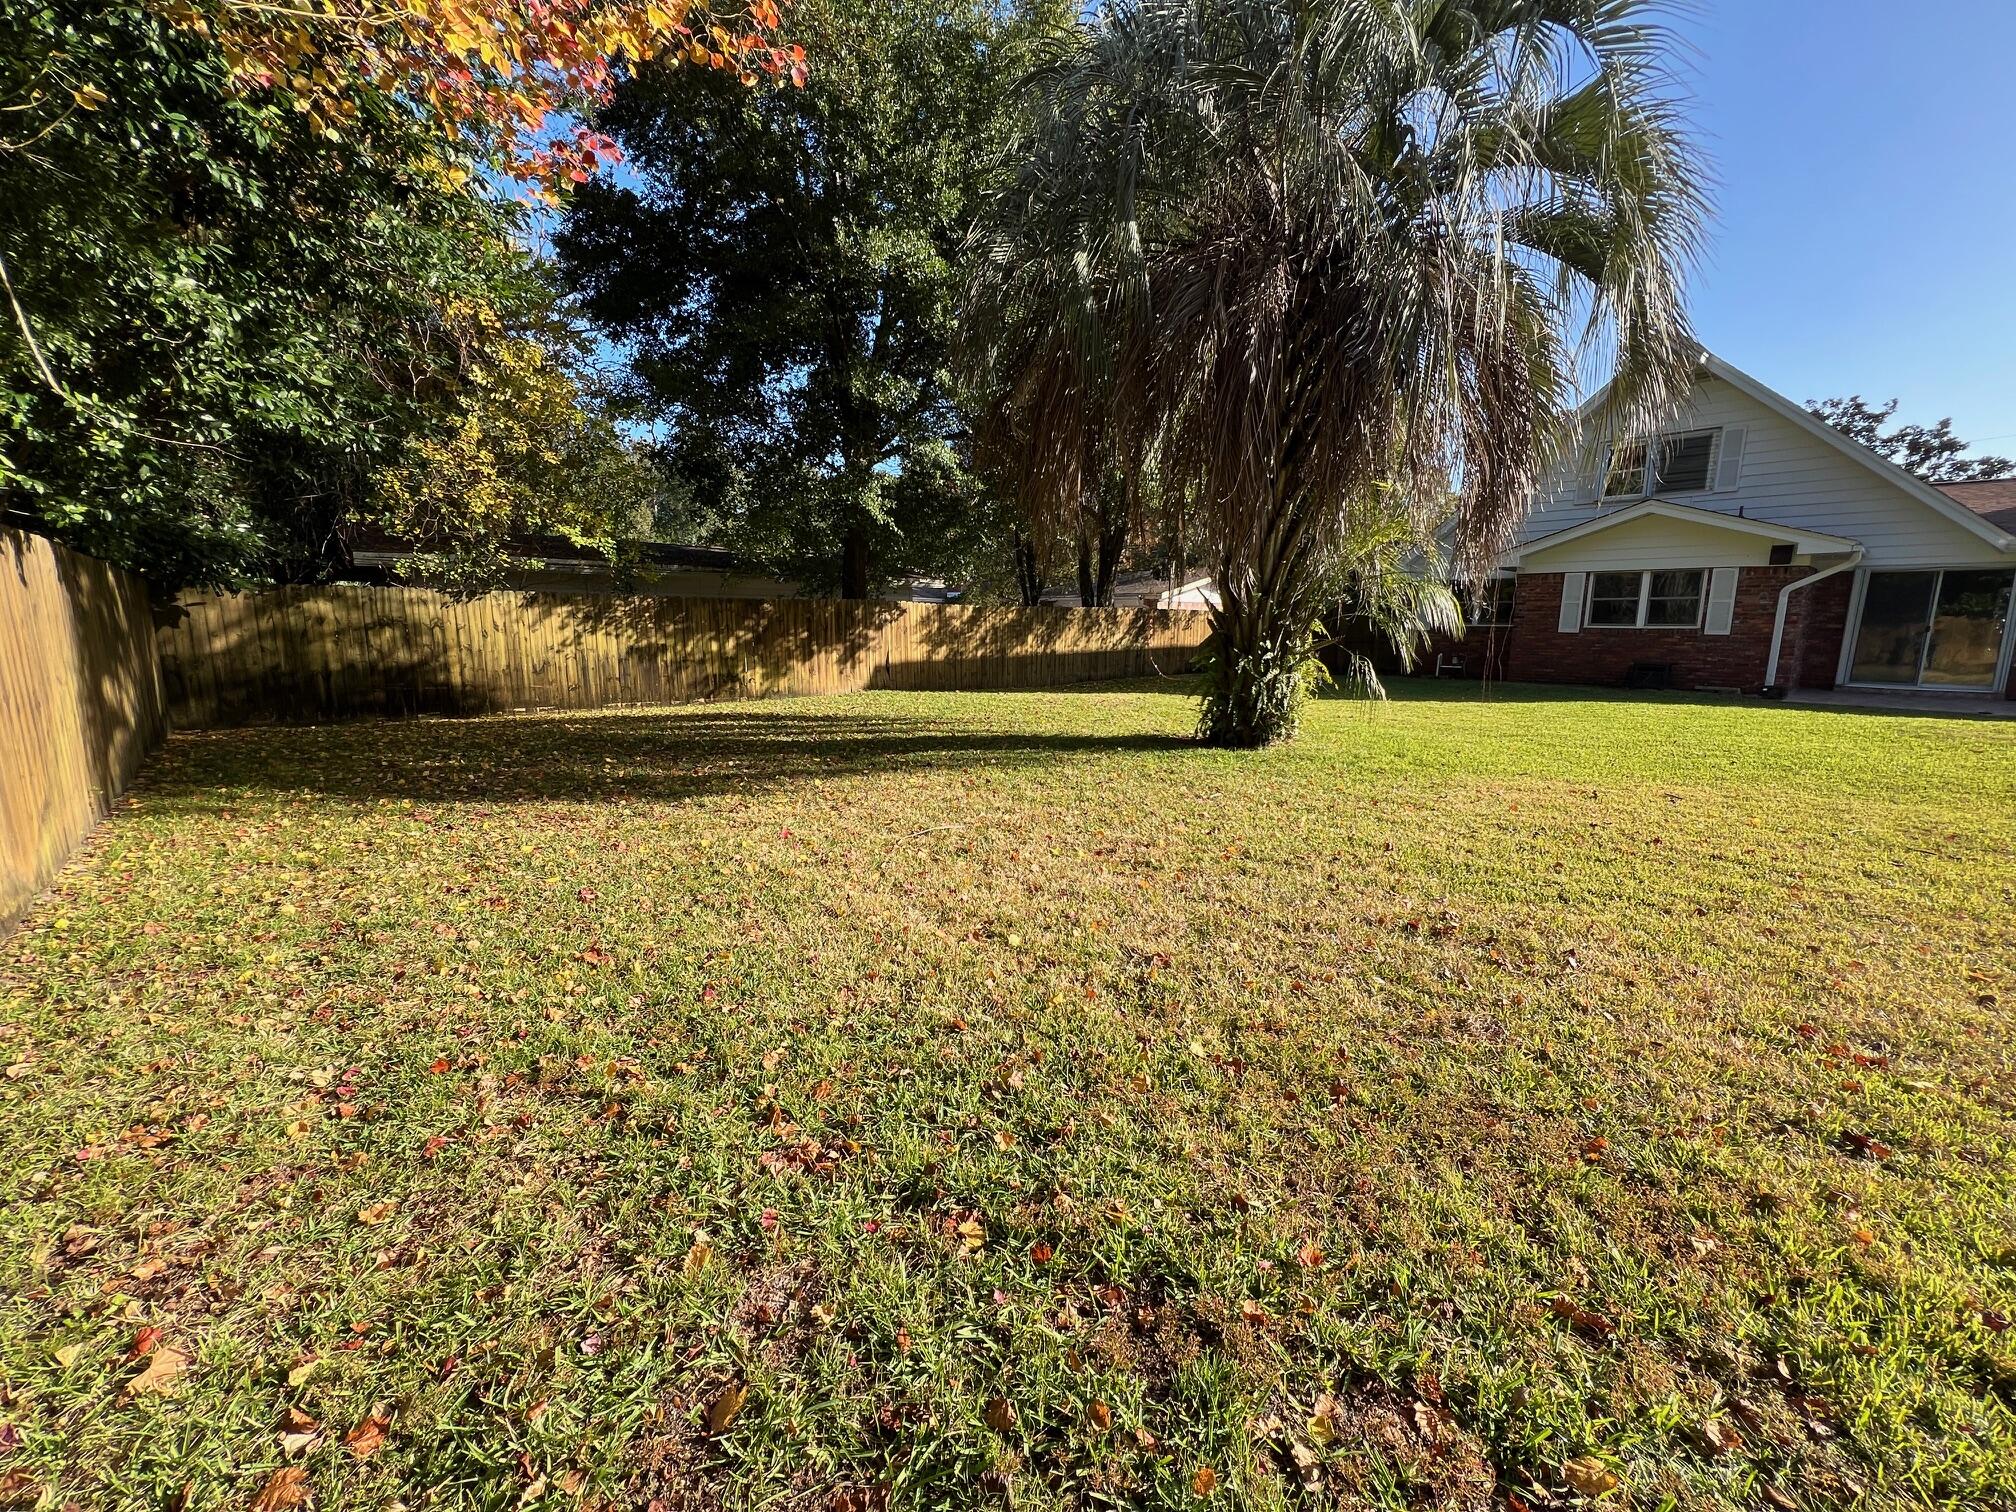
158,0,804,193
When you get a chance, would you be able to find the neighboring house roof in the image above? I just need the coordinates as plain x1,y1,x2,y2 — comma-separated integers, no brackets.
1569,353,2016,554
1506,498,1861,564
1935,478,2016,535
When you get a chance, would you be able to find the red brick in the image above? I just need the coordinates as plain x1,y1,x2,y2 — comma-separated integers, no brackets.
1502,568,1844,694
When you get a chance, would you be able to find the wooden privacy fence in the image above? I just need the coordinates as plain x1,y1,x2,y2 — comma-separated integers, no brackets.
158,586,1213,729
1,529,165,922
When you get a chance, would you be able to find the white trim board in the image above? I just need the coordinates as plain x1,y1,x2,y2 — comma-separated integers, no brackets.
1506,498,1860,565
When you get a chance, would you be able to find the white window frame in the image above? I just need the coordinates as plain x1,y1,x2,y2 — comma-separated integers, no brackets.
1584,569,1707,630
1600,427,1723,500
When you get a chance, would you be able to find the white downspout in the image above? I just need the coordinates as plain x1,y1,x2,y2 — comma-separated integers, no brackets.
1763,546,1864,695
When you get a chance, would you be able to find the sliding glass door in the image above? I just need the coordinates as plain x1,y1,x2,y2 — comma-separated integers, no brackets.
1848,569,2015,689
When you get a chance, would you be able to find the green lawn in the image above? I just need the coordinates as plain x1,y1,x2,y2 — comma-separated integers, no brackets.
3,681,2013,1512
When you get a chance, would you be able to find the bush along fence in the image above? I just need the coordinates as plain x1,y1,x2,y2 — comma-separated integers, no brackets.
0,528,165,923
156,586,1214,729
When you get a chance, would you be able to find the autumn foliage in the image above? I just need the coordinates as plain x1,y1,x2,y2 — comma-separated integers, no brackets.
160,0,804,190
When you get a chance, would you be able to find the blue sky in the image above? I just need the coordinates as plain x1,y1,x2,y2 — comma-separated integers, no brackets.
1675,0,2016,457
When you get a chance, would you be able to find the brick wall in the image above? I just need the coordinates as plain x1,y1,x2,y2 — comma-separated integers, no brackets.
1504,567,1847,693
1787,571,1853,692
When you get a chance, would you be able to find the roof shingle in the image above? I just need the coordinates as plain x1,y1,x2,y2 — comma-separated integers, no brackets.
1934,478,2016,534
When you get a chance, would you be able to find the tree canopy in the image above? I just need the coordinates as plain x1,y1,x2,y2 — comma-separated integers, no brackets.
1807,396,2014,483
558,0,1068,598
1,0,765,588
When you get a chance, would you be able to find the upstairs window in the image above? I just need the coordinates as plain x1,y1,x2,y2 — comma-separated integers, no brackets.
1599,427,1721,499
1601,440,1648,499
1657,430,1718,493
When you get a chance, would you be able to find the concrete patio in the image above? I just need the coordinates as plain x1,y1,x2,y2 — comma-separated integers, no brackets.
1783,687,2016,718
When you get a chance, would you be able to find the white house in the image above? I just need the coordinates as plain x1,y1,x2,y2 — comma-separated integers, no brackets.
1446,353,2016,700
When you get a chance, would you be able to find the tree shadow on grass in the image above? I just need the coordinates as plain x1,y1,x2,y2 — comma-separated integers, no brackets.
151,706,1202,810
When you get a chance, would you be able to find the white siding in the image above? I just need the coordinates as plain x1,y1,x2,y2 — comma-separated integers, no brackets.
1521,377,2009,567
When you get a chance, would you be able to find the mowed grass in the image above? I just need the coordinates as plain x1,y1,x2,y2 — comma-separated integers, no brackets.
2,681,2013,1512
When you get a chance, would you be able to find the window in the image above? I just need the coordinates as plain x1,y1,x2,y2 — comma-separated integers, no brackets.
1601,440,1648,499
1598,427,1720,500
1586,571,1645,625
1585,569,1705,629
1657,430,1718,493
1467,576,1516,627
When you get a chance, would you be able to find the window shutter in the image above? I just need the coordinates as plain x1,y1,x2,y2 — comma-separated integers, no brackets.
1557,571,1587,633
1704,567,1739,635
1712,426,1747,492
1568,442,1603,505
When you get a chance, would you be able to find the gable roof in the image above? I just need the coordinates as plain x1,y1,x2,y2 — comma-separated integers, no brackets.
1507,498,1860,565
1935,478,2016,535
1574,354,2016,553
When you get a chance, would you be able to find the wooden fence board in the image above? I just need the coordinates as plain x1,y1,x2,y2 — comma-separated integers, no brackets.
156,587,1212,729
1,529,165,923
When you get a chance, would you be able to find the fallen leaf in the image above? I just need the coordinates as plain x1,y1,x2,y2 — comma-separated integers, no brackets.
1295,1242,1324,1269
126,1344,191,1396
984,1396,1017,1433
705,1382,747,1434
1550,1296,1616,1339
343,1413,389,1458
1192,1466,1219,1497
683,1236,713,1276
1561,1456,1620,1497
124,1325,163,1362
356,1200,397,1226
251,1466,311,1511
52,1342,82,1368
1087,1400,1112,1431
1700,1417,1743,1456
279,1407,321,1455
1306,1393,1340,1446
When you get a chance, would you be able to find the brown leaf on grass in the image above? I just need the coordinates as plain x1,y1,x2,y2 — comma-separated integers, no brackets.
1561,1457,1620,1497
984,1397,1017,1433
279,1407,321,1455
343,1413,389,1458
683,1235,714,1276
250,1466,311,1511
355,1200,397,1225
124,1324,164,1362
1295,1241,1324,1269
1191,1466,1219,1497
705,1382,747,1434
1550,1296,1616,1339
1087,1400,1112,1432
1700,1417,1743,1456
1843,1131,1893,1160
125,1344,191,1396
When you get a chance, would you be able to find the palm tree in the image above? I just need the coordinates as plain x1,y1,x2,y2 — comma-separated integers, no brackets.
965,0,1710,745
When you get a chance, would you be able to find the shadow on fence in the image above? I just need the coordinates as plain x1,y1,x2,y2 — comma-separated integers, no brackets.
156,587,1212,729
1,529,164,921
